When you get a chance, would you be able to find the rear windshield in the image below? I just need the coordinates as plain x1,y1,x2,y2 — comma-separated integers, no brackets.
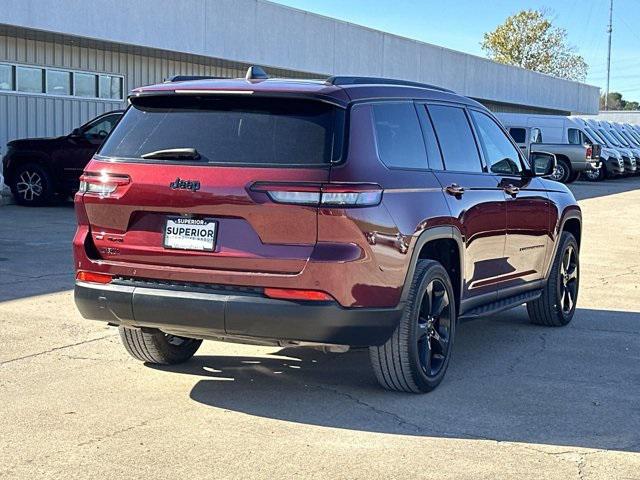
98,95,343,166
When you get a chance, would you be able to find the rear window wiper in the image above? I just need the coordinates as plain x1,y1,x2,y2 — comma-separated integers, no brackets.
141,148,201,160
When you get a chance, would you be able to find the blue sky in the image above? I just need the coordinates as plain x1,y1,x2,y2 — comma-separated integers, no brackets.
271,0,640,100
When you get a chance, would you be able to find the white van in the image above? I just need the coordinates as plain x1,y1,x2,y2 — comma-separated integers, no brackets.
496,113,604,182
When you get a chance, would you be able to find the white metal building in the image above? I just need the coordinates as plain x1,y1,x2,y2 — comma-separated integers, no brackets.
0,0,600,160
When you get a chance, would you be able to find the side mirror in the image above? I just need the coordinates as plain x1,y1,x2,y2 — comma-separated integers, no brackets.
70,128,83,138
529,151,556,177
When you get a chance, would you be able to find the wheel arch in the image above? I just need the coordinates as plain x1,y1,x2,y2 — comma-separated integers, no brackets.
399,226,464,313
5,151,52,183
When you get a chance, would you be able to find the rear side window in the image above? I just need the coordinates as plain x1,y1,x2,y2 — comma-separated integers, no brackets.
509,128,526,143
372,102,427,169
99,96,342,166
427,105,482,173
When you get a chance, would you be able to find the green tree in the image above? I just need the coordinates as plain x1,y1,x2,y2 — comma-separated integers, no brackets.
599,92,640,111
481,9,588,82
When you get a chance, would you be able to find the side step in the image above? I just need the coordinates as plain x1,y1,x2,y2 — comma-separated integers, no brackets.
459,290,542,321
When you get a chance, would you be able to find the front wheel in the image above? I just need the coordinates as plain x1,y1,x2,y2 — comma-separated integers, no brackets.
527,232,579,326
369,260,456,393
119,326,202,364
583,166,605,182
10,163,54,206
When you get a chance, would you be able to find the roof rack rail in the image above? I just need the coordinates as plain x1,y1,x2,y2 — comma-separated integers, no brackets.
326,76,454,93
165,75,227,83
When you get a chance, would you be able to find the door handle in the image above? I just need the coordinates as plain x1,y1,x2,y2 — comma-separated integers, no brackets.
445,183,465,197
504,184,520,196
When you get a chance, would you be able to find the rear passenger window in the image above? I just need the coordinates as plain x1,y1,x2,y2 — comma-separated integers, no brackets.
427,105,482,173
568,128,583,145
509,128,526,143
372,103,428,169
470,110,522,175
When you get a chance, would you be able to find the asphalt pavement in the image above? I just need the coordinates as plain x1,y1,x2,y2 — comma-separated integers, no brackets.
1,178,639,479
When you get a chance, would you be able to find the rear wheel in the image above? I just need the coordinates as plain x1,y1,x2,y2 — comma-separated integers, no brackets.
550,159,571,183
119,326,202,364
369,260,456,393
527,232,579,327
10,163,54,206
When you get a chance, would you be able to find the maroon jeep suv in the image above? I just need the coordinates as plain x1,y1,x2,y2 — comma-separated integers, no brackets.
74,71,581,393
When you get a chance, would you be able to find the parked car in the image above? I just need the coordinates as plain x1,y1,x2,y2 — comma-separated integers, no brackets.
2,110,123,205
610,122,640,173
73,70,581,393
568,117,625,181
584,119,637,175
495,113,601,183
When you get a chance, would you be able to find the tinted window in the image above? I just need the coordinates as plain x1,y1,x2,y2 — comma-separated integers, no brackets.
16,66,43,93
509,128,526,143
100,96,341,165
0,64,12,90
428,105,482,173
372,103,427,169
84,114,121,140
418,107,444,169
471,110,522,175
75,73,97,97
46,70,71,96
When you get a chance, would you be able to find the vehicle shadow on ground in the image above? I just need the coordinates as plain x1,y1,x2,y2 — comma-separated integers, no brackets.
570,177,640,201
151,306,640,453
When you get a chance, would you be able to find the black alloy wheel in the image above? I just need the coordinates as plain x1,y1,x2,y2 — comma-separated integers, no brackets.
416,278,453,379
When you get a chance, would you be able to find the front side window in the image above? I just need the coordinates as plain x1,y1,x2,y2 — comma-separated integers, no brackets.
567,128,582,145
16,66,43,93
0,64,12,90
508,127,526,144
371,102,428,169
471,110,522,175
84,114,121,140
427,105,482,173
75,73,97,97
46,70,71,96
99,96,342,166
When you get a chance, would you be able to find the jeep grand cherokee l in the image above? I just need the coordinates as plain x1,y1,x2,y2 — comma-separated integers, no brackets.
74,70,581,393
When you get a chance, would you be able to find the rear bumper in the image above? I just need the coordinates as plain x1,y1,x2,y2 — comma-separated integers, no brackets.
74,280,402,347
572,160,600,172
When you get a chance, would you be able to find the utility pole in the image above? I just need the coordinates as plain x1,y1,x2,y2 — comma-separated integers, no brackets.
605,0,613,110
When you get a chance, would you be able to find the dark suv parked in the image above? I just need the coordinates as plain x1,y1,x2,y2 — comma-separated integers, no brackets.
2,110,123,205
73,72,581,393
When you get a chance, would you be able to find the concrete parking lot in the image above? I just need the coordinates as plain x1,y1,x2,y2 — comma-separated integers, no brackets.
1,179,639,479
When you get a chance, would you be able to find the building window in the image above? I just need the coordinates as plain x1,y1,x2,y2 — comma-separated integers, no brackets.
99,75,123,100
46,70,72,96
0,62,123,100
74,72,97,97
0,64,13,90
16,66,44,93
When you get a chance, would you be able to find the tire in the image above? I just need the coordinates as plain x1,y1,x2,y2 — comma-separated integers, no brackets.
582,167,604,182
369,260,456,393
527,232,579,327
550,159,571,183
566,170,580,183
10,163,54,206
119,326,202,364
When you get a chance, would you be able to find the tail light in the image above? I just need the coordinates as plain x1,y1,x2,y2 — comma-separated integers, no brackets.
586,146,593,159
251,182,383,207
76,271,113,284
264,287,333,301
79,172,130,197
